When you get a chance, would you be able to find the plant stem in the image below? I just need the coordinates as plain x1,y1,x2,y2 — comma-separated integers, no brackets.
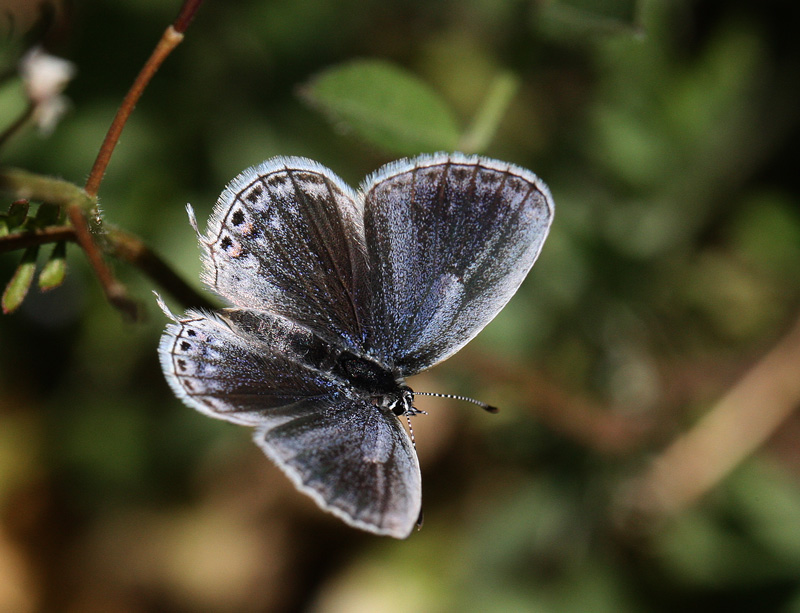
66,205,140,319
72,0,204,317
0,168,87,206
467,353,653,454
0,225,76,253
2,2,206,317
1,168,210,311
173,0,204,33
84,26,186,198
83,0,204,197
458,72,519,154
106,227,216,311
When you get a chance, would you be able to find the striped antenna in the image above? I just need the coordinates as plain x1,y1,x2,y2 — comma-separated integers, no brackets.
413,391,499,414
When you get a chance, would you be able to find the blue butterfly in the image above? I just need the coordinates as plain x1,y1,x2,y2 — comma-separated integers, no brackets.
158,153,553,538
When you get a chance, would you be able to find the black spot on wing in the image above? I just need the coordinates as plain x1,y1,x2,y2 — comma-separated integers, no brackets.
245,185,263,204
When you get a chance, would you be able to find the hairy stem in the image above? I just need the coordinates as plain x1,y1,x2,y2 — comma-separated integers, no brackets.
66,205,139,319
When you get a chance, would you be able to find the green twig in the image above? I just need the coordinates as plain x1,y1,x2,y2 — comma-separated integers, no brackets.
0,168,211,312
458,72,520,154
0,167,90,208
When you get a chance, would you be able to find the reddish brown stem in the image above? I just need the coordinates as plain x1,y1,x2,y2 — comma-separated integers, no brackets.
173,0,204,33
466,353,654,455
85,0,204,196
72,1,203,317
0,225,76,253
66,205,139,319
84,25,185,198
106,227,216,311
0,221,212,310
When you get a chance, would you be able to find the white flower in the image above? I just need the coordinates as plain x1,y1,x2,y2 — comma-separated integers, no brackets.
19,46,76,134
19,46,75,103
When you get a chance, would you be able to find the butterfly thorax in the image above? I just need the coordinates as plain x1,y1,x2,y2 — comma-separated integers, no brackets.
332,351,415,417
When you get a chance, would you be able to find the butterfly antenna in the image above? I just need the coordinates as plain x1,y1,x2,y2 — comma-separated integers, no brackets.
413,391,499,414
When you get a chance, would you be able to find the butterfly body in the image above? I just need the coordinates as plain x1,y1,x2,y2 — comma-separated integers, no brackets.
159,153,553,538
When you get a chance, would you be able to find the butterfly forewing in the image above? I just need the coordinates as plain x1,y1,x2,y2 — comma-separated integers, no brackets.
253,395,421,538
361,154,554,374
203,158,372,351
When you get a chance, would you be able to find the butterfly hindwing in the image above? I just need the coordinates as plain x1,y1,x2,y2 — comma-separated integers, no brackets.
159,307,342,426
160,307,420,537
253,395,421,538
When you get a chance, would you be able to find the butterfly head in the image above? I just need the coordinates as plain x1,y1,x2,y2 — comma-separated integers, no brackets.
379,384,420,418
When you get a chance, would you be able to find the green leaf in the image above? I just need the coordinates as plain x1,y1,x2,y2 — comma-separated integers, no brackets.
2,246,39,314
301,59,461,155
38,240,67,291
33,202,61,227
2,200,30,234
1,200,30,236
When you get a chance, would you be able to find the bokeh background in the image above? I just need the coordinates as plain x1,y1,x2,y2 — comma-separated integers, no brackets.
2,0,800,610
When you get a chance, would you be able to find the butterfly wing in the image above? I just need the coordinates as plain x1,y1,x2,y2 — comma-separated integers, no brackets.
159,307,342,426
361,153,554,374
159,306,420,538
202,157,372,351
254,395,421,538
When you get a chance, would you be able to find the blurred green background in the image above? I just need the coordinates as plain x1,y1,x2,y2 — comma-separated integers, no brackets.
2,0,800,611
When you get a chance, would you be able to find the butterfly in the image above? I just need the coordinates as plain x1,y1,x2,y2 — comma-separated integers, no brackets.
158,153,554,538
